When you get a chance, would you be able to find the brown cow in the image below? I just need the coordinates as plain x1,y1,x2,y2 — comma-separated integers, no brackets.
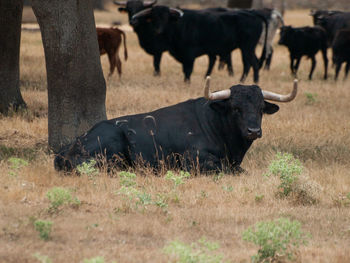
97,27,128,77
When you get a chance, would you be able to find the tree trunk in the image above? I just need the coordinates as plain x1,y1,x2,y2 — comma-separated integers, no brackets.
31,0,107,152
227,0,253,8
0,0,27,115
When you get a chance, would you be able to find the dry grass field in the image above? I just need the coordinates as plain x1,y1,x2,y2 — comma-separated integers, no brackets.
1,8,350,263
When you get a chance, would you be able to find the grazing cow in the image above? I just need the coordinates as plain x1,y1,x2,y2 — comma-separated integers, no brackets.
332,29,350,80
97,27,128,77
54,78,298,173
130,6,268,83
311,10,350,46
278,26,328,80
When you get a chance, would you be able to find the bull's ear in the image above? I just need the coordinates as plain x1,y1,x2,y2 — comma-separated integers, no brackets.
263,101,279,114
210,100,229,114
118,7,127,13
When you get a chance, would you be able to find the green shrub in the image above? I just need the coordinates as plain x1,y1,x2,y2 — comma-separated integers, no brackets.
77,159,99,178
8,157,28,176
165,170,191,189
305,92,317,105
242,218,309,262
46,187,80,211
34,220,53,241
118,171,137,187
163,237,225,263
83,256,105,263
265,152,303,197
33,252,52,263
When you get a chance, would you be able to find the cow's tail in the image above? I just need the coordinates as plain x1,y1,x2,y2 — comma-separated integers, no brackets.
121,30,128,61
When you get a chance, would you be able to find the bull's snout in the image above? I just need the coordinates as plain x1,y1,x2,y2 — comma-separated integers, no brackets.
246,127,262,140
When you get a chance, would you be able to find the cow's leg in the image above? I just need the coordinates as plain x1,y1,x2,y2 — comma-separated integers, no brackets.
309,56,316,80
335,63,342,80
290,55,295,75
107,51,116,76
205,54,216,77
250,53,260,83
182,59,194,82
321,48,328,80
294,57,301,77
264,47,273,70
240,50,251,83
115,53,122,77
344,62,350,80
153,52,163,76
226,54,234,76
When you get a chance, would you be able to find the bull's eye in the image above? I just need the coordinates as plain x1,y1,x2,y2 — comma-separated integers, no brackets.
146,18,152,23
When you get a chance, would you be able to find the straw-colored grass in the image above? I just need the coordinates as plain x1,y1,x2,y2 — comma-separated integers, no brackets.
1,8,350,263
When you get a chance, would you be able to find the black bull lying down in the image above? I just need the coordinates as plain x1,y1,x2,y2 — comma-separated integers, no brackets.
54,79,298,172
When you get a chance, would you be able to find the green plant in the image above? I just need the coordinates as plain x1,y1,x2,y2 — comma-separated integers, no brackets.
242,218,309,262
77,159,99,178
305,92,317,105
255,194,264,203
46,187,80,211
33,252,52,263
34,220,53,241
8,157,28,176
222,185,233,192
163,237,225,263
154,193,168,211
265,152,303,196
165,170,191,189
83,256,105,263
118,171,137,187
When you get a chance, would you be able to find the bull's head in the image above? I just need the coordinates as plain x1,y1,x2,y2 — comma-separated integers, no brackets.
130,6,183,34
204,77,297,140
114,0,157,22
278,25,293,46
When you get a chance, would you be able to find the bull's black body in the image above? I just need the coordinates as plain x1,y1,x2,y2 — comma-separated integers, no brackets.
131,6,268,83
312,11,350,46
278,26,328,80
54,85,279,172
332,29,350,80
117,0,167,76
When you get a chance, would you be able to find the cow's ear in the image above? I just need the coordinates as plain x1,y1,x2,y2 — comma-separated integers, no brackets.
118,7,127,13
263,101,279,114
210,100,229,114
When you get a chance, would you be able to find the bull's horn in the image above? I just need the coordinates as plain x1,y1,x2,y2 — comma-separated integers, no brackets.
113,1,127,6
144,0,157,7
169,8,184,17
262,79,298,102
204,76,231,100
131,8,152,20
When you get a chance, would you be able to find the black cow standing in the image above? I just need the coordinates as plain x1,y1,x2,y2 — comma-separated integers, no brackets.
114,0,166,76
332,29,350,80
54,78,298,173
278,26,328,80
311,11,350,46
130,6,268,83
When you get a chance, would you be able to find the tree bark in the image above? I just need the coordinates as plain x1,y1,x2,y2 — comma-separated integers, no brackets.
0,0,27,115
31,0,107,152
227,0,253,8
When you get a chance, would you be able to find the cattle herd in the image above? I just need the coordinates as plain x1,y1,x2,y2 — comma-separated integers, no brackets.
54,1,350,173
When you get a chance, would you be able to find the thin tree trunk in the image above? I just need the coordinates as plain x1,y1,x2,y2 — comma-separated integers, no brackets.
227,0,253,8
0,0,27,115
31,0,107,152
